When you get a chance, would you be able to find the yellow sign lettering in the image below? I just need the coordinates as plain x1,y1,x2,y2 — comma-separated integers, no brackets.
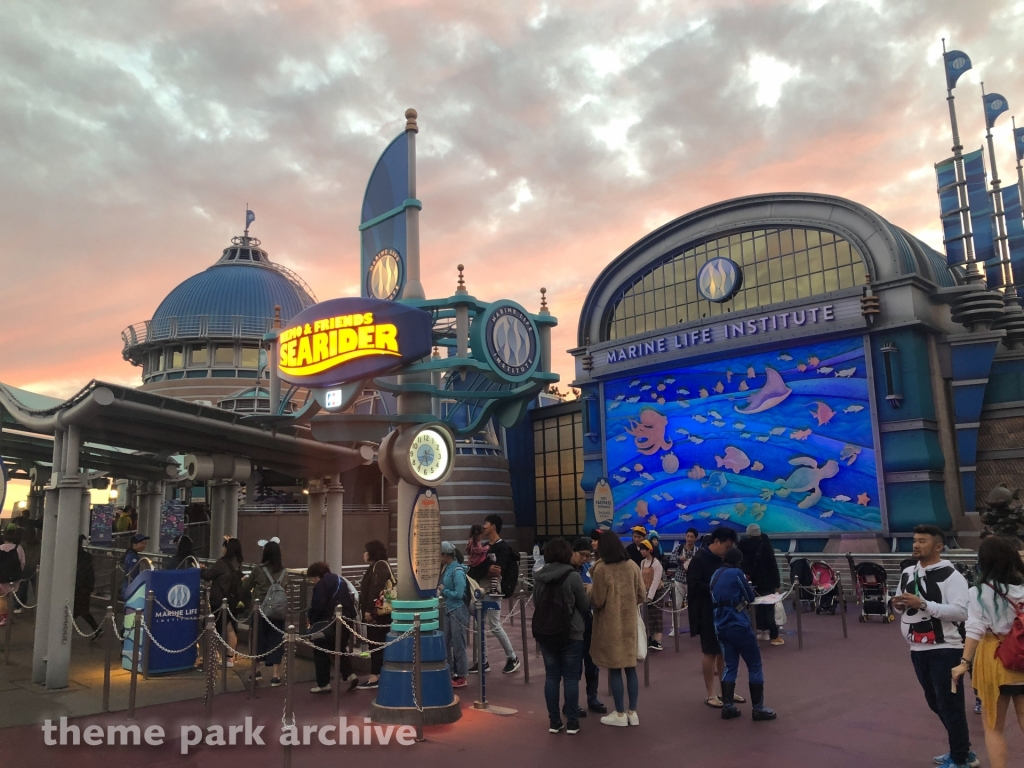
277,319,402,377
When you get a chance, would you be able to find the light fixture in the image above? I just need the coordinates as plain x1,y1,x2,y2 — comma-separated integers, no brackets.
302,488,310,495
881,342,903,408
581,394,600,440
109,488,119,501
15,500,27,511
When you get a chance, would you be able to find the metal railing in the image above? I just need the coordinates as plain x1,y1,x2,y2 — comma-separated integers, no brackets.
121,315,279,351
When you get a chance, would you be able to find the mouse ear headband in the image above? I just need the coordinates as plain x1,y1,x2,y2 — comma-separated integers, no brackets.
257,537,281,547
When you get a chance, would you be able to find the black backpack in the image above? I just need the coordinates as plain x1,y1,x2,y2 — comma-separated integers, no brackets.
532,570,573,642
0,547,23,584
501,548,521,598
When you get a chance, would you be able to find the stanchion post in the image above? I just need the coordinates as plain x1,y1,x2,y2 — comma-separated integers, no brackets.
102,605,113,713
672,588,680,653
470,610,477,668
249,598,260,700
473,599,486,709
838,575,849,639
284,625,296,768
3,598,12,665
333,605,343,717
642,602,650,689
518,589,530,684
220,598,229,694
198,584,209,672
792,579,803,651
142,589,155,680
203,615,215,727
413,613,424,742
127,611,141,720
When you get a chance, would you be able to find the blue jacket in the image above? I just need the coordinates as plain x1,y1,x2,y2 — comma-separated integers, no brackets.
440,561,468,613
122,550,142,599
711,566,757,635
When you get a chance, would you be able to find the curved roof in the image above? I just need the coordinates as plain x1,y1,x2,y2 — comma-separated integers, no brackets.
153,261,313,324
577,192,960,346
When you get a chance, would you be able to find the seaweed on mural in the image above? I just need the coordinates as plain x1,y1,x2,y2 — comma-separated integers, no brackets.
603,336,881,536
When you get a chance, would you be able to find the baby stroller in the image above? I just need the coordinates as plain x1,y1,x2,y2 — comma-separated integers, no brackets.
810,561,840,614
854,561,894,623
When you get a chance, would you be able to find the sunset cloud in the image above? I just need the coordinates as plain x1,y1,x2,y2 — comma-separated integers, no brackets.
0,0,1021,400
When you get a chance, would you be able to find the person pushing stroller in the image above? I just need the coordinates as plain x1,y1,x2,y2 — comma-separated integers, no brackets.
711,547,777,722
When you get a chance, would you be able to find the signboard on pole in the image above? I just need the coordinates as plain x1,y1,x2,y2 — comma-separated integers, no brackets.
409,489,441,595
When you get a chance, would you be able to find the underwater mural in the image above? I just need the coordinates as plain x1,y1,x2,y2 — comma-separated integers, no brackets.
603,335,882,536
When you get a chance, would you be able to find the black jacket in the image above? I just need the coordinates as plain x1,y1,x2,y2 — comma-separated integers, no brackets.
468,537,515,584
625,542,643,567
736,535,781,595
686,547,724,635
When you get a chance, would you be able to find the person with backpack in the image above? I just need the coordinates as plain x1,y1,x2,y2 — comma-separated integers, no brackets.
532,538,591,734
589,532,645,727
439,541,470,689
712,547,776,722
467,514,521,675
241,538,289,686
357,540,394,690
306,561,359,694
0,527,26,627
951,536,1024,768
892,525,973,768
200,537,244,667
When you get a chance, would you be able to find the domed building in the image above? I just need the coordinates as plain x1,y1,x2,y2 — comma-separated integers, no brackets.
121,233,316,404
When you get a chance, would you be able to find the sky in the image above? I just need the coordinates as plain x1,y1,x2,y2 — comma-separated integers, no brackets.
0,2,1022,407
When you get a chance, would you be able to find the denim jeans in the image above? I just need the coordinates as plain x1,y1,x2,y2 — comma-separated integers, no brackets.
445,603,470,677
911,649,971,766
312,623,353,687
608,667,639,714
539,638,584,724
581,610,599,701
719,624,764,685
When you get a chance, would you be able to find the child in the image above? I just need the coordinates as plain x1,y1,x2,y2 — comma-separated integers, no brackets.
465,525,490,569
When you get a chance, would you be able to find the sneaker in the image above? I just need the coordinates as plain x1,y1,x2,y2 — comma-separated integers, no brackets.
563,706,586,719
0,618,7,627
974,698,982,714
255,670,263,680
566,720,580,735
770,637,785,646
667,628,675,637
13,608,23,615
346,673,359,691
90,628,104,643
502,656,521,674
271,677,282,687
648,640,663,652
588,699,608,714
468,661,490,674
356,679,379,690
627,711,639,726
600,712,629,727
549,720,564,734
310,684,331,694
452,676,468,689
225,658,234,668
934,751,979,768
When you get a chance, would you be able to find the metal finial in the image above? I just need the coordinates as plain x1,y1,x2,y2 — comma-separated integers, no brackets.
540,287,548,311
405,108,418,133
273,304,281,329
457,264,466,292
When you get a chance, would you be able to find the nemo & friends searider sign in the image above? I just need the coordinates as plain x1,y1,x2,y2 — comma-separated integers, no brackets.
277,298,433,388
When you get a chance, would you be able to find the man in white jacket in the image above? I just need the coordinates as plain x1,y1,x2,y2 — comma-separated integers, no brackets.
892,525,975,768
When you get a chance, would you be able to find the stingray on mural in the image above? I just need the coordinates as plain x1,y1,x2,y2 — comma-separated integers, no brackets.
603,336,881,536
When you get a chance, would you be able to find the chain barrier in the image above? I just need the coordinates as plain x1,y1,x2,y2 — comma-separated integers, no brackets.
257,605,287,634
9,588,38,610
65,605,102,638
294,626,414,657
208,625,288,660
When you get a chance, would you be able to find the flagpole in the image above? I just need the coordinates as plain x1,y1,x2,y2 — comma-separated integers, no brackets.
942,39,979,277
981,84,1014,289
244,202,250,238
1015,116,1024,204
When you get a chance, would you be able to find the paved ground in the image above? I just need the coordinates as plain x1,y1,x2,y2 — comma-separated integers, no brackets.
3,606,1021,767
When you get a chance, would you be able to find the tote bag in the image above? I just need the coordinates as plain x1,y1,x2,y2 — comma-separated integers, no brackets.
636,605,648,661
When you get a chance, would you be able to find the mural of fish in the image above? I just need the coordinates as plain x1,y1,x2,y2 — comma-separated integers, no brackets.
615,394,625,401
693,414,708,423
641,472,655,481
797,363,807,372
680,514,694,521
698,511,712,518
630,380,641,387
741,433,752,438
714,381,724,393
702,472,728,491
657,397,666,404
615,434,628,441
843,405,864,413
677,387,689,395
832,495,851,502
778,354,793,361
717,513,731,520
652,493,663,501
661,492,674,500
661,454,680,474
665,378,676,384
627,396,641,403
675,428,690,435
687,465,706,480
735,502,747,514
640,384,652,391
657,383,666,391
715,446,751,473
755,435,770,442
770,427,786,435
613,475,626,483
810,401,836,426
647,515,658,527
651,392,659,399
738,380,749,391
839,444,861,465
709,520,721,526
751,461,764,471
688,436,705,444
726,371,733,382
790,428,812,440
609,401,621,410
634,463,644,471
734,367,792,414
835,368,856,378
747,366,756,378
709,410,722,419
819,511,834,519
675,503,688,510
699,387,709,398
808,355,820,366
733,421,745,429
632,480,644,487
817,366,834,374
712,420,725,427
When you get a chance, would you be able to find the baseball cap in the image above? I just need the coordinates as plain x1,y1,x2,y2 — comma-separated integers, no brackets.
639,539,653,551
631,525,648,536
130,534,150,545
441,541,457,555
745,524,762,537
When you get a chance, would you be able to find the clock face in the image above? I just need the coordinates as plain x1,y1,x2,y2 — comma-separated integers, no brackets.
408,428,450,483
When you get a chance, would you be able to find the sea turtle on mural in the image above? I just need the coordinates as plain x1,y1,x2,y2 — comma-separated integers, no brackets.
763,457,840,509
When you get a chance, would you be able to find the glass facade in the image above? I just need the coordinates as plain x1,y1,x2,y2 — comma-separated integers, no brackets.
605,227,865,341
533,411,586,537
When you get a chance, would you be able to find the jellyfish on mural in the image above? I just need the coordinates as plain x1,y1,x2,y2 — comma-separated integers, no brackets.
625,407,673,455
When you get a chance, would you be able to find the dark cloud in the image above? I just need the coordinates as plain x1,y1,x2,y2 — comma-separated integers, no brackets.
0,0,1020,395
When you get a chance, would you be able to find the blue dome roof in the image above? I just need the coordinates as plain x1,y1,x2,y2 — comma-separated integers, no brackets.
152,262,314,324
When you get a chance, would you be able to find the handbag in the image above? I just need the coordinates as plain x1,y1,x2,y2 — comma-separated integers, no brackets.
775,600,788,627
636,605,648,661
995,597,1024,673
373,561,397,617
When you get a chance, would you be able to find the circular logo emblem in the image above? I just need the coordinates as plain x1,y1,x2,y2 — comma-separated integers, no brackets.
990,99,1004,111
366,248,402,300
697,257,742,302
167,584,191,609
952,57,966,70
485,305,537,378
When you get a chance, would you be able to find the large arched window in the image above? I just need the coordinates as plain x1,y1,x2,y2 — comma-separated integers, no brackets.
604,227,866,341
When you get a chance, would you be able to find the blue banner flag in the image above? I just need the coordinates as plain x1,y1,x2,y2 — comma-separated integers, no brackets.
943,50,972,90
360,132,416,301
935,157,967,265
984,93,1009,130
246,209,256,226
963,149,1001,286
1015,126,1024,162
1003,184,1024,286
